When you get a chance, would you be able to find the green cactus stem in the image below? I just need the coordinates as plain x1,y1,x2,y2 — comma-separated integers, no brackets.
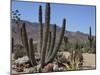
45,18,66,64
40,3,51,68
39,5,43,54
21,23,29,57
45,31,52,59
46,24,56,60
88,26,93,49
29,38,37,66
11,37,14,53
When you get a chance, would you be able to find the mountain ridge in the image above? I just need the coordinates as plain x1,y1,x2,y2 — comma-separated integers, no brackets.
11,19,95,44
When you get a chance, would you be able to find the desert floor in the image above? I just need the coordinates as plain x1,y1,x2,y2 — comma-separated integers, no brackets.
62,51,96,69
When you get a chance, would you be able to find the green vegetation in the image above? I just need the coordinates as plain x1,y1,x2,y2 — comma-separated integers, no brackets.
14,44,26,59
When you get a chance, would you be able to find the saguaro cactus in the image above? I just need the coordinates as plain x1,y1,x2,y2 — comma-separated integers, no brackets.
88,26,93,49
39,3,66,69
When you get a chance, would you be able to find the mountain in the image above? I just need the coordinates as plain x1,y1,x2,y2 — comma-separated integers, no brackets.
11,19,95,44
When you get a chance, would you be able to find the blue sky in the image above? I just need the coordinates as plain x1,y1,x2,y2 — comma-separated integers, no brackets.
12,0,96,35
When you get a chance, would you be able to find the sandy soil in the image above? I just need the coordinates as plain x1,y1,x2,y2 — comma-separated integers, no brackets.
82,53,96,69
62,52,96,69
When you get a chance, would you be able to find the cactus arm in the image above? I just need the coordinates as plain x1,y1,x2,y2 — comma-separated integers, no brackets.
88,26,93,48
64,36,68,51
39,5,43,54
21,23,29,57
40,3,50,68
46,24,56,61
46,18,66,64
29,38,37,66
20,27,24,45
11,37,14,53
45,31,52,59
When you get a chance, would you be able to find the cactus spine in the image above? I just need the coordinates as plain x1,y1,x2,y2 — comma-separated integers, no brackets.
88,26,93,49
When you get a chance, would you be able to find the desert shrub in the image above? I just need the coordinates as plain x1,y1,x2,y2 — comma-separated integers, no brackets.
63,49,83,70
56,52,68,63
14,44,26,59
81,40,96,53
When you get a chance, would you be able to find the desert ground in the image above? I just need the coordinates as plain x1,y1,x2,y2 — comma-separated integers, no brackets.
62,52,96,69
12,51,96,74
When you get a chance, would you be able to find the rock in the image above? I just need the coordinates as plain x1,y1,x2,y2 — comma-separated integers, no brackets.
17,67,24,72
24,68,31,73
12,70,18,74
43,63,54,72
12,64,17,69
25,63,30,68
14,56,29,64
36,64,41,71
58,67,64,71
53,64,58,71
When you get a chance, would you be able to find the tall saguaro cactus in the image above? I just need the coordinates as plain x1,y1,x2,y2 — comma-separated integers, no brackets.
39,3,66,68
88,26,93,49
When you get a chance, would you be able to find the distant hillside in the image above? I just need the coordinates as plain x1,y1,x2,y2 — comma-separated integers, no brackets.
11,19,95,44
